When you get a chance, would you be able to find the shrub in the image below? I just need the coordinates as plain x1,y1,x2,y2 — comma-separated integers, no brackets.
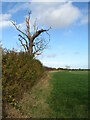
2,49,44,103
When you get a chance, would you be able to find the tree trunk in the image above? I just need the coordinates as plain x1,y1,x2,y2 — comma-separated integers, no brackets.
28,39,33,58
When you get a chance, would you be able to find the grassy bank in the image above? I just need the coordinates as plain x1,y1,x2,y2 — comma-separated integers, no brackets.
6,71,88,118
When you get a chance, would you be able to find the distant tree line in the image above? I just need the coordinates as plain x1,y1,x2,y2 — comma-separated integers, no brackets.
44,66,89,71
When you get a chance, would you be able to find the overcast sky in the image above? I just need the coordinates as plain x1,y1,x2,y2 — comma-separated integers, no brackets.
0,2,88,69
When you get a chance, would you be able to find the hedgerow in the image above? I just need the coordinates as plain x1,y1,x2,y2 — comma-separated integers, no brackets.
2,49,44,117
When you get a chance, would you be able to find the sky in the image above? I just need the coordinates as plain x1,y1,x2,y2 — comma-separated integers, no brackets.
0,2,88,69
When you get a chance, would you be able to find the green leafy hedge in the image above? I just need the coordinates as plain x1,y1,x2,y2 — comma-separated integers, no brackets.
2,49,44,103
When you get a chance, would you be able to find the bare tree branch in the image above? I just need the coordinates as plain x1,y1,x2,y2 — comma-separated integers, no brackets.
19,38,27,52
11,21,28,38
31,27,51,41
18,34,28,50
11,11,51,58
26,11,31,39
18,34,27,43
33,38,48,56
33,18,38,33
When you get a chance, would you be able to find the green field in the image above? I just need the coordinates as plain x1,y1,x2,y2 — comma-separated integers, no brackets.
7,71,88,118
47,71,88,118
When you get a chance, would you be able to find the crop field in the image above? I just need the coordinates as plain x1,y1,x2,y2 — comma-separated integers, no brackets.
6,71,88,118
47,71,88,118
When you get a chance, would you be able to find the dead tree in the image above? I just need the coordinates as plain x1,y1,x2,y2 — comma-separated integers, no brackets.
11,11,51,58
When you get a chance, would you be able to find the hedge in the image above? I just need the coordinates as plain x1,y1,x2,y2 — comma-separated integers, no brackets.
2,49,44,103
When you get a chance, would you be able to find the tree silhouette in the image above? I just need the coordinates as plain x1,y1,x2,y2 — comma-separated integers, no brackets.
11,11,51,58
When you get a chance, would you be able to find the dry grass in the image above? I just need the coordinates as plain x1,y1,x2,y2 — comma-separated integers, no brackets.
5,72,55,118
5,104,23,118
19,72,55,118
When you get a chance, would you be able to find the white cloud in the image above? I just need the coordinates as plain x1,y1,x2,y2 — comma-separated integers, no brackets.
80,15,88,25
0,21,11,28
0,13,26,29
17,21,26,30
0,14,11,21
30,2,81,28
8,3,30,14
46,54,57,58
38,53,57,58
41,59,88,69
1,2,88,29
42,60,65,68
0,14,12,29
0,3,2,14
